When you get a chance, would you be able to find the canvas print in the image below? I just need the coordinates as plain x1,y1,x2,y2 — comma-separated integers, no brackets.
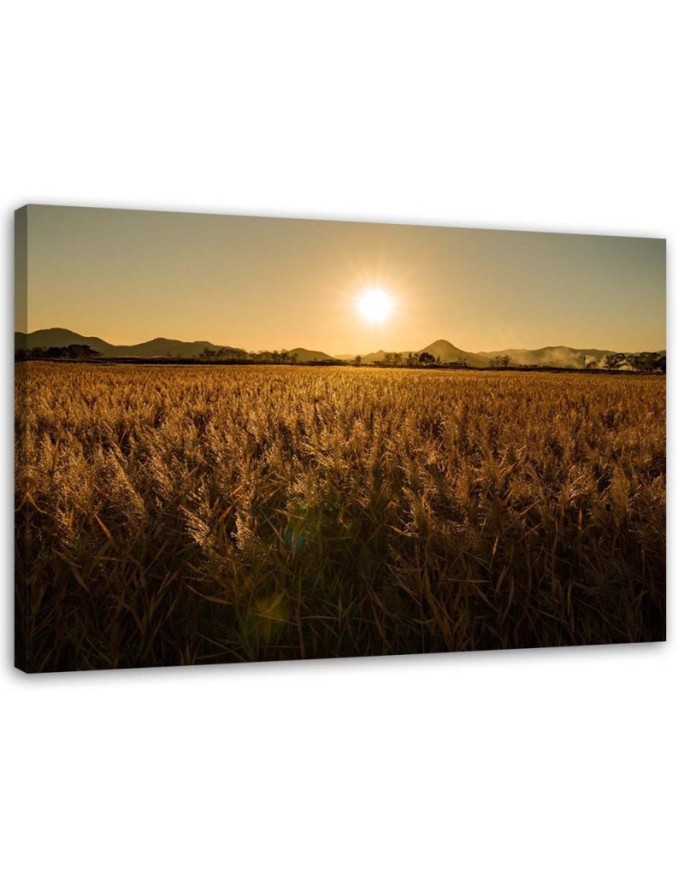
14,206,666,673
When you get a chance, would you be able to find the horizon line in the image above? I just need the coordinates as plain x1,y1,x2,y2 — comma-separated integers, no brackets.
16,326,666,356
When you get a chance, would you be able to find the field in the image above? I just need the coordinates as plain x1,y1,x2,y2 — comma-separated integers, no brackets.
15,363,666,672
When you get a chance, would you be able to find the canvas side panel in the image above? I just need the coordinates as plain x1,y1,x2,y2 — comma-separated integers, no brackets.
15,206,30,671
665,237,668,642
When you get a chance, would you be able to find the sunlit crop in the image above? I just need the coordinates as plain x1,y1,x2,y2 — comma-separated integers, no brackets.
15,363,666,671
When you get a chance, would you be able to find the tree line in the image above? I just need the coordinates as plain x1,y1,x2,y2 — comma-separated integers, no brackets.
600,352,666,373
358,351,448,367
17,345,101,360
17,345,665,373
199,347,298,364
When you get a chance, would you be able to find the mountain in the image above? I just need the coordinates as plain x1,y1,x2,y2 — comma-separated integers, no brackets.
15,328,120,356
359,341,490,367
360,349,389,364
419,339,491,367
16,328,246,359
350,340,623,368
16,328,662,371
353,339,665,370
478,345,615,369
120,337,241,359
16,328,340,362
288,347,335,362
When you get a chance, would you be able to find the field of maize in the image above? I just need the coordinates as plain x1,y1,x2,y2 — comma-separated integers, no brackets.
15,363,666,672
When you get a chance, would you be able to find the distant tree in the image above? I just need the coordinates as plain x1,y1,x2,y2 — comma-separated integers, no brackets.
353,355,362,366
604,353,626,370
490,355,511,368
418,352,435,365
406,352,418,367
630,352,665,373
383,352,403,366
28,344,100,360
71,344,99,359
600,352,663,373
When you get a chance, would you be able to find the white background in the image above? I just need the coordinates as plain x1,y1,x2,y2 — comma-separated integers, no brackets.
2,2,682,878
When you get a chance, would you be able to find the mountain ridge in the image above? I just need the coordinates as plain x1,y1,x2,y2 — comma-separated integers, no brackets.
15,328,339,363
16,328,664,369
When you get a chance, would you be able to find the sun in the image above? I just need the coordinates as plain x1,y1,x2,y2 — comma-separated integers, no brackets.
357,288,394,324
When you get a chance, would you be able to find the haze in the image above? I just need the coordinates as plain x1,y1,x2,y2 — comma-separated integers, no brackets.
21,205,666,353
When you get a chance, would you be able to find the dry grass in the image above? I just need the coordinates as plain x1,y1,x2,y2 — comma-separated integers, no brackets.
15,363,666,672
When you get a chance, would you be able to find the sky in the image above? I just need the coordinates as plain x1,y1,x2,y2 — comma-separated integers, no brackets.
20,205,666,354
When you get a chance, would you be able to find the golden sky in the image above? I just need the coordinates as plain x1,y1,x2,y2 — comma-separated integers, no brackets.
22,205,665,354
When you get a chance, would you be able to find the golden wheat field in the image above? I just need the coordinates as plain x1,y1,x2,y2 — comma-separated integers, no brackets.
15,362,666,671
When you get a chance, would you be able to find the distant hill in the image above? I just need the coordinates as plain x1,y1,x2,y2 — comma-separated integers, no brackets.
123,337,242,359
288,347,335,362
16,329,341,363
324,338,659,369
16,328,120,356
357,341,489,366
419,339,491,368
16,329,662,371
16,328,246,359
479,345,615,369
360,349,389,364
15,329,339,362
